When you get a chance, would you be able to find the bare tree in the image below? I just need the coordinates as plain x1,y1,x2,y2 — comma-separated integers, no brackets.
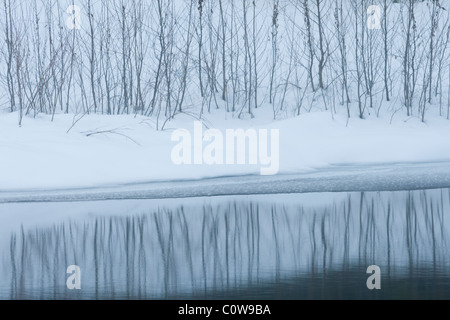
302,0,315,92
197,0,204,99
269,0,279,106
352,0,365,119
218,0,227,102
314,0,327,90
3,0,16,113
87,0,99,114
382,0,391,102
334,0,350,118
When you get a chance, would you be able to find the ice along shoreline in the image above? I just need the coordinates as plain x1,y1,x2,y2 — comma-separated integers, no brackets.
1,162,450,203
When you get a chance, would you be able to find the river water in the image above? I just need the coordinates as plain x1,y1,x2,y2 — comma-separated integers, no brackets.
0,189,449,299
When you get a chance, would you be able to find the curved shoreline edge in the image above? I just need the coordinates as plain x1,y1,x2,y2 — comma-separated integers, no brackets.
2,162,450,204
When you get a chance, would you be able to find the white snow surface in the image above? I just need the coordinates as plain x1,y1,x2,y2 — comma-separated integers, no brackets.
1,108,450,191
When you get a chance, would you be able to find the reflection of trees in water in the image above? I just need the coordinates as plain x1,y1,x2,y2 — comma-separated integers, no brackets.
3,189,450,299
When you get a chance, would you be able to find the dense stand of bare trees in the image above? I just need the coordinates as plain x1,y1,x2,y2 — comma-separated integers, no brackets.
0,0,449,127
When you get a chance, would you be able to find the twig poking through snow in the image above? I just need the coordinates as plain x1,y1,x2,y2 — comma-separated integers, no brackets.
82,128,141,146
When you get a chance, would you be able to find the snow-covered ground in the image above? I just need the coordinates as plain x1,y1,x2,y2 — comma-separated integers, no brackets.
1,108,450,196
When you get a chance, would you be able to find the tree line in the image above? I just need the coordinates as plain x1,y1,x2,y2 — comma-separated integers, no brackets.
1,0,449,128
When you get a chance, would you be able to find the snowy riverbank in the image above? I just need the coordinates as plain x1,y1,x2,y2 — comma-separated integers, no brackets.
2,109,450,193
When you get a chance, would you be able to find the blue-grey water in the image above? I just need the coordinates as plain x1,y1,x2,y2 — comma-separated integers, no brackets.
0,189,449,300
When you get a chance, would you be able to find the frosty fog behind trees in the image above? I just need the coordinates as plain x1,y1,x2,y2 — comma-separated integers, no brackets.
0,0,449,128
